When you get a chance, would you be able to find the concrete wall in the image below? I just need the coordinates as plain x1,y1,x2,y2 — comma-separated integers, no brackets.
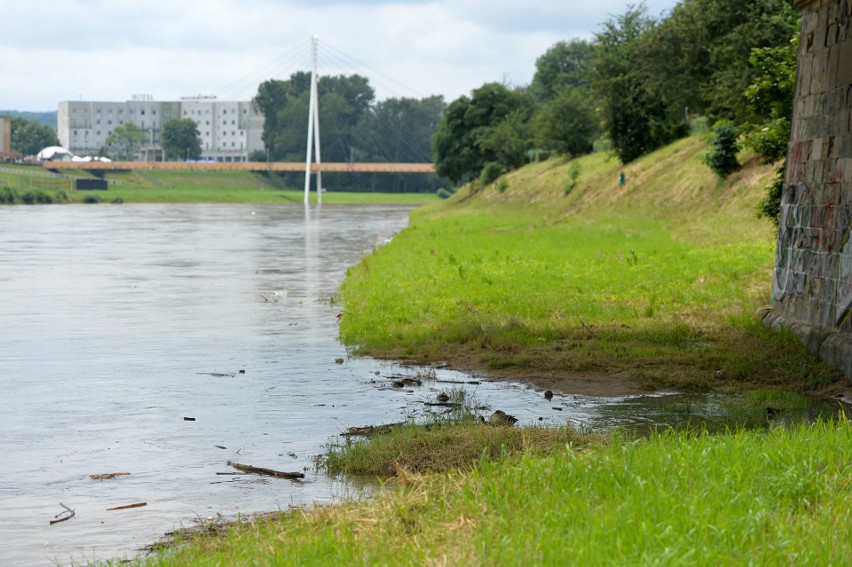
767,0,852,379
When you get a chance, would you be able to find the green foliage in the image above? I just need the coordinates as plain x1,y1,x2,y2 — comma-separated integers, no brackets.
529,38,594,101
478,161,504,186
253,73,444,192
703,120,740,177
649,0,799,123
759,166,785,224
436,187,454,200
534,87,598,157
161,118,202,160
110,196,124,204
593,5,684,164
564,161,581,196
0,186,14,204
104,123,147,161
432,83,525,184
81,194,100,204
8,116,60,156
19,190,51,204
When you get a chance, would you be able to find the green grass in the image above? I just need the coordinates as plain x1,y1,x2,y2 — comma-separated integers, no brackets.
0,167,439,205
135,419,852,566
338,136,841,391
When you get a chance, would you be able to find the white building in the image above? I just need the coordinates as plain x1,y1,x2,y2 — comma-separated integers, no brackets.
57,97,265,162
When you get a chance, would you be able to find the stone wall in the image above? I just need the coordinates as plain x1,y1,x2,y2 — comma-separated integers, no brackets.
770,0,852,379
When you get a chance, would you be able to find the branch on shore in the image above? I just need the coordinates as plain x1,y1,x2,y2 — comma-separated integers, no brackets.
226,460,305,480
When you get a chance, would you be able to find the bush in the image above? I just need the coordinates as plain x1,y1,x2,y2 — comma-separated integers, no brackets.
110,196,124,204
703,120,740,177
479,161,504,186
436,187,454,200
35,191,52,204
55,190,68,202
564,162,581,196
496,179,509,193
758,166,785,225
0,187,14,204
20,191,35,204
82,194,100,204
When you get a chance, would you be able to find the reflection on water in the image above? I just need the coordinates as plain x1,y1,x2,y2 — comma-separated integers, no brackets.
0,204,847,565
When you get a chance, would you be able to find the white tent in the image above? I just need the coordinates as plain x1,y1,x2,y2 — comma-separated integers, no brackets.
36,146,74,161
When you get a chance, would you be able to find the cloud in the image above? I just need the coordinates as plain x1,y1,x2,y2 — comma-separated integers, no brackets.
0,0,680,111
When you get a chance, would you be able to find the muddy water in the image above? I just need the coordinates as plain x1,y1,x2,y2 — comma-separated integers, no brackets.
0,204,846,565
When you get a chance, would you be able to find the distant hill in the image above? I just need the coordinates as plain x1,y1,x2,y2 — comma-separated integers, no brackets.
0,111,57,129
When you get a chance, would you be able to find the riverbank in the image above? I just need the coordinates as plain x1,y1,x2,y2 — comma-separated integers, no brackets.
0,165,438,205
138,418,852,565
338,135,843,395
127,136,852,566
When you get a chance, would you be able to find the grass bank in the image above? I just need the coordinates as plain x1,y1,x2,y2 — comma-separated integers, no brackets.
0,165,438,205
137,419,852,566
339,136,842,394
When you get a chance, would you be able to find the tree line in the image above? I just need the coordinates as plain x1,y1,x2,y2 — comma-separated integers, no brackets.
252,71,446,193
431,0,800,213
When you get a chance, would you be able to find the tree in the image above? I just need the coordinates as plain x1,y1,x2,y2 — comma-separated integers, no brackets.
533,88,599,157
530,39,595,102
8,117,59,156
648,0,799,123
739,32,799,223
432,83,525,184
104,123,147,161
161,118,202,160
593,4,679,164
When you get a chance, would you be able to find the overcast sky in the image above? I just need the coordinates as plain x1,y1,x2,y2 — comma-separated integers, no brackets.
0,0,680,112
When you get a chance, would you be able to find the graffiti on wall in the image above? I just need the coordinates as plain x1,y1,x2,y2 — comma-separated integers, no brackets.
774,179,851,319
774,182,811,301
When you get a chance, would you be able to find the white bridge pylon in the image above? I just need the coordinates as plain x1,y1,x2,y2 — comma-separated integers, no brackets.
304,35,322,205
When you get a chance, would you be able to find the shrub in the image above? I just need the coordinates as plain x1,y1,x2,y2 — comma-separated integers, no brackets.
82,194,100,204
55,190,68,202
496,179,509,193
564,162,581,196
35,191,52,204
479,161,504,186
0,187,14,204
110,196,124,204
20,191,35,204
758,166,785,225
703,120,740,177
436,187,454,200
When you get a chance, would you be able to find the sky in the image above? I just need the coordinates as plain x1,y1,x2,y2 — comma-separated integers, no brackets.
0,0,680,112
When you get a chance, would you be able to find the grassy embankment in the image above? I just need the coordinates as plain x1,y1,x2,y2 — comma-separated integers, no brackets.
338,135,842,394
0,165,438,205
136,419,852,565
129,136,852,566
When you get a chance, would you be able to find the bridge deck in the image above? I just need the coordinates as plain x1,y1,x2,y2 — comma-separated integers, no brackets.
42,161,435,173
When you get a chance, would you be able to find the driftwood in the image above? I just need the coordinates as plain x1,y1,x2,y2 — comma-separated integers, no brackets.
341,422,406,437
90,472,130,481
424,401,462,407
226,460,305,479
435,379,482,385
107,502,147,511
49,503,75,525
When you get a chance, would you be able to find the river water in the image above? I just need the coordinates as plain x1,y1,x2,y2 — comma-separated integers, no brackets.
0,204,847,565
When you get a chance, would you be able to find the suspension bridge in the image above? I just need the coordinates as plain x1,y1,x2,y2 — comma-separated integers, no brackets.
42,36,436,204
